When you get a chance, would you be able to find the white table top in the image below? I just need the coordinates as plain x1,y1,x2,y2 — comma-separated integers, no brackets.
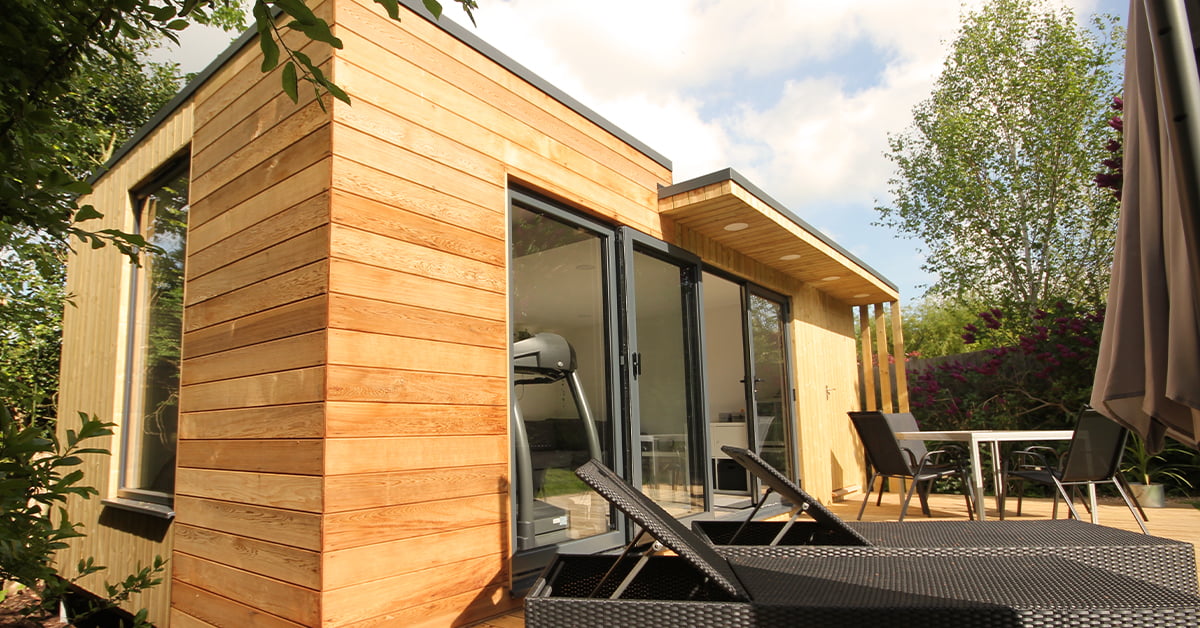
894,429,1074,442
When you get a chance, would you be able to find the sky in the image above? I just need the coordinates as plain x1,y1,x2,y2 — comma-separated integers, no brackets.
155,0,1129,304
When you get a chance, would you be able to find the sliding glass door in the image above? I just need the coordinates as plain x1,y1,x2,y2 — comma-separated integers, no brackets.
622,231,705,516
702,273,797,501
509,191,624,593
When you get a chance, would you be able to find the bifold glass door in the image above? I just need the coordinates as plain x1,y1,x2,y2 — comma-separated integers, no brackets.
702,273,797,501
509,192,623,568
622,231,705,517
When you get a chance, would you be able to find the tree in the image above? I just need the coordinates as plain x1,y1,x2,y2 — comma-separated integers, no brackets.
903,295,989,359
875,0,1124,315
1,35,188,427
0,0,476,253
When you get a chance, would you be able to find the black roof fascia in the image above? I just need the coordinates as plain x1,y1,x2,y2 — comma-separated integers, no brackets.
92,1,672,185
659,168,898,292
87,20,265,185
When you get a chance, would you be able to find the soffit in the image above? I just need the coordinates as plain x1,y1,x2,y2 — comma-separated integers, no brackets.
659,172,899,306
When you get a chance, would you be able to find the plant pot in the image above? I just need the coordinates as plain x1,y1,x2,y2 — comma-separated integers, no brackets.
1128,482,1166,508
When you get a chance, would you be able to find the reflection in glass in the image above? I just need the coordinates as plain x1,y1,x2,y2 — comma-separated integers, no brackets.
749,293,793,478
510,204,612,541
125,169,188,498
633,251,702,515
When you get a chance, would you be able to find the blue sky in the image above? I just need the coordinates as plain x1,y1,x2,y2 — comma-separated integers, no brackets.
158,0,1129,304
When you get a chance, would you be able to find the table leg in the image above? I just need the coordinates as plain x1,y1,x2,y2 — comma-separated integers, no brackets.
970,438,986,520
989,440,1004,516
1087,484,1099,524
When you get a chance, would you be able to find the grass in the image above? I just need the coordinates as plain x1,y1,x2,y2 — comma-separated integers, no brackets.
540,467,589,497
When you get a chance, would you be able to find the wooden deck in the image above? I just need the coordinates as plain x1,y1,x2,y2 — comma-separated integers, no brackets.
467,491,1200,628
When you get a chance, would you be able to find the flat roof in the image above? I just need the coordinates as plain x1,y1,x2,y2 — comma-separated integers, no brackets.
92,0,671,183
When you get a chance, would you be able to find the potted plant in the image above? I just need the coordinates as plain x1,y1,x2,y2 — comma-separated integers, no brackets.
1120,433,1197,507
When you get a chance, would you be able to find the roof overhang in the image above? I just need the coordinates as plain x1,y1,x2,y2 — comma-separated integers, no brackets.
659,169,899,306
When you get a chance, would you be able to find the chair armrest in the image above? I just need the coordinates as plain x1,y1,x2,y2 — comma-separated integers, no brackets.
918,445,970,467
1010,445,1058,470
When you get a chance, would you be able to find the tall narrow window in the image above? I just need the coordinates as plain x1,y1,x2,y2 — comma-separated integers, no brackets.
123,163,188,503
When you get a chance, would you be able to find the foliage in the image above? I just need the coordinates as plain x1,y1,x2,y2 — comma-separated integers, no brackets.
875,0,1124,313
909,302,1105,432
0,0,476,256
0,409,166,622
0,35,186,430
0,235,67,426
903,295,992,359
1122,432,1197,489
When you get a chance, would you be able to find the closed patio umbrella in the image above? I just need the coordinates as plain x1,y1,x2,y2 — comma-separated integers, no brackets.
1092,0,1200,452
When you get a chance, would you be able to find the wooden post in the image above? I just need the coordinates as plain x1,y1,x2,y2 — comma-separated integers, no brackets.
890,301,910,413
858,305,877,411
874,304,893,412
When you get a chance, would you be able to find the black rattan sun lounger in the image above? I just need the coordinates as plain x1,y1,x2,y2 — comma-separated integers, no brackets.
525,459,1200,627
692,446,1197,593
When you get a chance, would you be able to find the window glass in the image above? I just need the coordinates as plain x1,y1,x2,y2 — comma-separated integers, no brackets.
124,166,188,500
510,202,613,543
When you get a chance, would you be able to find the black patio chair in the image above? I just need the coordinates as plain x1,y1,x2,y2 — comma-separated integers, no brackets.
1000,407,1148,533
848,411,974,520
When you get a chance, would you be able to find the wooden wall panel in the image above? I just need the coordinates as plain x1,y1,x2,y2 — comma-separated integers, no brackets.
55,102,194,627
174,496,322,551
174,553,320,625
174,524,321,589
177,439,324,475
171,584,307,628
323,464,507,513
172,1,335,622
322,556,507,626
317,0,668,622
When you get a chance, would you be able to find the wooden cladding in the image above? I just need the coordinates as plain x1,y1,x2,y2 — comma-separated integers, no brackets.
857,301,909,413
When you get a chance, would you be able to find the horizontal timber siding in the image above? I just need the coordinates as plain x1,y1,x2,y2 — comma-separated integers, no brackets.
320,0,670,625
55,102,195,628
172,0,334,625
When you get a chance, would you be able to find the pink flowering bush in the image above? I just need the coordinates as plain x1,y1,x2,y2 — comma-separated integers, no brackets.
909,302,1104,432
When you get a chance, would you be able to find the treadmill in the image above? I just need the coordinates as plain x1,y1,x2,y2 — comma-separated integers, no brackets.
510,333,603,593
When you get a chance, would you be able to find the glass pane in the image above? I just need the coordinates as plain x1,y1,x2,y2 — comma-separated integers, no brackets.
702,273,751,496
511,204,612,543
633,251,702,516
126,170,188,496
749,293,793,478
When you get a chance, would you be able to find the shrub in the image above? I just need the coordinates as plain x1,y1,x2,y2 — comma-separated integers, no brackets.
909,302,1104,432
0,407,164,624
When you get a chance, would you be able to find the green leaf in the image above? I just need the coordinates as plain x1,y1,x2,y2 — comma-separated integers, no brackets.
281,62,299,102
286,18,343,48
375,0,401,20
275,0,319,26
255,2,281,72
150,5,177,21
63,180,93,195
73,205,103,221
423,0,443,19
325,80,351,105
166,19,190,30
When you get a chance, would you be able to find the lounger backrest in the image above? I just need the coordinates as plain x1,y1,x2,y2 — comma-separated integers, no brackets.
574,459,750,601
720,445,871,546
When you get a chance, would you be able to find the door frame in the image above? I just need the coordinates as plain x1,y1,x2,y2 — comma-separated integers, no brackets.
617,227,710,516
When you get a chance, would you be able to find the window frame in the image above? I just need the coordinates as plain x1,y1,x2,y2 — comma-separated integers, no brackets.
115,157,190,512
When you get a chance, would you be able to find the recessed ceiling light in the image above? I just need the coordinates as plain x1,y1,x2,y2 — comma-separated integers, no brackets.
723,222,749,232
853,293,871,299
779,254,801,261
821,275,841,282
